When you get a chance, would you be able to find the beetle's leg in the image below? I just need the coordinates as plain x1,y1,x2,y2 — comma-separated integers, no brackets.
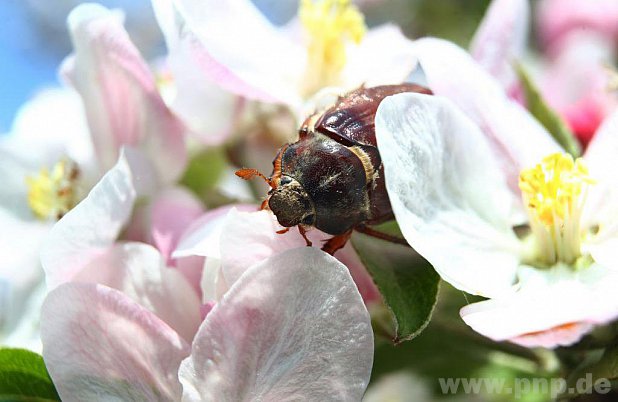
260,199,270,210
321,230,353,255
276,227,290,235
298,226,313,247
354,224,409,246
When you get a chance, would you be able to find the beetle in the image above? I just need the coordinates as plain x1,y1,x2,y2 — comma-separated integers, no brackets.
237,83,432,254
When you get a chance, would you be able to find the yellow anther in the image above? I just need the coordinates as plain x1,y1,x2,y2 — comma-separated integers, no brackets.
519,153,595,265
519,153,594,226
300,0,366,95
26,160,80,221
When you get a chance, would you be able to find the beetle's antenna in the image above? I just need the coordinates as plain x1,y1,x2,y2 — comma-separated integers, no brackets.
235,168,275,189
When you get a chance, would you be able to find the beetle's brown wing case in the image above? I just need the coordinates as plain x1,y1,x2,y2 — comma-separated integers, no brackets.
313,83,432,147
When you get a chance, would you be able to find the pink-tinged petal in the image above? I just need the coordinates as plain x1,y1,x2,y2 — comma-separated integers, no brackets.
73,242,201,342
343,24,418,89
155,0,304,106
537,0,618,51
333,242,381,305
540,33,616,147
41,148,153,289
461,264,618,348
173,204,258,259
64,3,186,183
219,210,327,287
409,38,561,193
179,247,373,401
511,323,594,348
41,283,188,401
152,0,239,144
470,0,529,89
375,93,522,298
150,187,204,264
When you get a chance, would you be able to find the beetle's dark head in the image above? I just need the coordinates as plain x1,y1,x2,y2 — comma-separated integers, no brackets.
267,175,316,227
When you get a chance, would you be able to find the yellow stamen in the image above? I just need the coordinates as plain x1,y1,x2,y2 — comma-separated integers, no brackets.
299,0,366,96
26,160,80,221
519,153,595,266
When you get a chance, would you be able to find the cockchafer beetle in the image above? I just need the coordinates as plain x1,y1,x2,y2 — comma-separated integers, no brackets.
237,84,432,254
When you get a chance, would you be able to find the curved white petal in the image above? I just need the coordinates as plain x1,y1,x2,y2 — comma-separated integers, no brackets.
179,247,373,401
409,38,561,193
219,209,326,288
161,0,304,106
73,242,201,342
41,283,188,401
343,24,418,89
42,149,154,289
0,210,48,345
461,264,618,347
65,3,186,182
470,0,529,89
583,110,618,250
375,93,522,297
173,204,257,259
152,0,238,144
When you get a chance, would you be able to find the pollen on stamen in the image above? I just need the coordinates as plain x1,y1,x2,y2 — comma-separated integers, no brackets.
299,0,366,96
26,160,80,221
518,153,595,266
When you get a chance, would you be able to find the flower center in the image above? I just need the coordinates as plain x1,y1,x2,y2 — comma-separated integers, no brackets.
26,160,80,221
299,0,366,96
519,153,595,266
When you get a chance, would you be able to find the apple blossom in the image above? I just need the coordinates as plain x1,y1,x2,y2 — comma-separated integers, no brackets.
151,0,418,117
39,152,373,400
535,0,618,146
374,74,618,348
0,2,194,350
41,246,373,401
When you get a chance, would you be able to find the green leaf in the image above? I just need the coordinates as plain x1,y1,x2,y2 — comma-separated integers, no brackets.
0,348,60,401
516,63,581,157
352,230,440,343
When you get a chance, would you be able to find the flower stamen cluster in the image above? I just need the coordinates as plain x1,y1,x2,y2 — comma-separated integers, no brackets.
519,152,595,266
26,160,80,221
300,0,366,95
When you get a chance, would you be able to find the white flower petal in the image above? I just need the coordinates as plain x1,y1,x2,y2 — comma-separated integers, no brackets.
343,24,418,88
65,3,186,182
409,38,561,192
162,0,304,105
41,283,188,401
470,0,529,89
0,210,48,345
461,264,618,347
173,205,257,259
152,0,238,144
41,148,154,289
73,242,201,342
179,247,373,401
375,93,521,297
583,110,618,246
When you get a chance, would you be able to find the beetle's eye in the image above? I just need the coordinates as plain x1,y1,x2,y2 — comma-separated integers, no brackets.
302,214,315,225
280,176,292,186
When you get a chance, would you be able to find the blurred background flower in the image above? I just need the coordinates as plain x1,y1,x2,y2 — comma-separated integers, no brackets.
0,0,495,133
